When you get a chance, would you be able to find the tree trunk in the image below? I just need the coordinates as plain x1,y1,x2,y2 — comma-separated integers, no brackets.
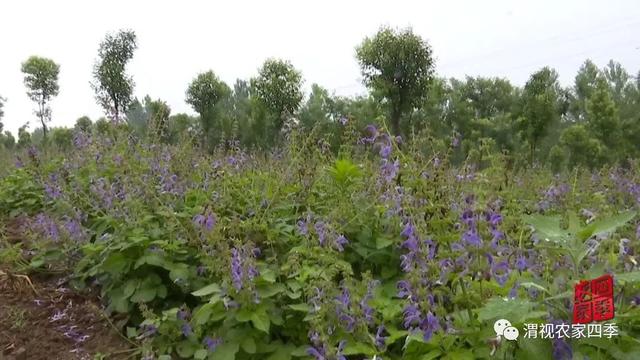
390,106,401,136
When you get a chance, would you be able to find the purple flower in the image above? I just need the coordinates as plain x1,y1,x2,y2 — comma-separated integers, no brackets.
515,255,528,271
487,212,502,226
181,323,192,337
140,324,157,337
231,248,244,291
397,280,413,299
552,337,573,360
401,222,416,239
380,144,392,159
379,159,400,184
336,285,351,310
63,218,86,242
177,308,191,321
204,336,222,352
360,124,378,144
375,325,387,349
420,312,440,341
636,223,640,240
491,261,511,286
339,116,348,126
403,304,421,329
193,210,216,234
508,282,519,299
314,221,327,246
297,218,309,236
33,213,60,242
335,234,348,252
462,230,481,246
307,345,326,360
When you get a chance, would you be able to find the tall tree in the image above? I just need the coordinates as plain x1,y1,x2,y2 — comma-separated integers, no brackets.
572,59,600,121
519,67,562,163
92,30,138,122
560,124,603,169
299,84,336,131
21,56,60,142
251,58,303,137
17,125,31,148
147,98,171,143
602,60,630,103
75,116,92,132
586,77,620,154
356,26,435,135
185,71,230,148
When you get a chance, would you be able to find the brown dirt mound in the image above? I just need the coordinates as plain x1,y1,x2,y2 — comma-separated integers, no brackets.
0,272,134,360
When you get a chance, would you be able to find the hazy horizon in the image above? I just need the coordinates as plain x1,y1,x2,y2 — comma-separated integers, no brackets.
1,0,639,135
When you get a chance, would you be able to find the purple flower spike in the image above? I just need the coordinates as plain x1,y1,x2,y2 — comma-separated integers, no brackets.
420,312,440,341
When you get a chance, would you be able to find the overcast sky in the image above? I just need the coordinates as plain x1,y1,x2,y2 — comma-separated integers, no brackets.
1,0,639,134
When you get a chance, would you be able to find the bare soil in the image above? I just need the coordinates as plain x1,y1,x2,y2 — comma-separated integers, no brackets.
0,272,133,360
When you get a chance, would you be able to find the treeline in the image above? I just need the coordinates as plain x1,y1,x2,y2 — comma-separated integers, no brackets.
0,27,639,171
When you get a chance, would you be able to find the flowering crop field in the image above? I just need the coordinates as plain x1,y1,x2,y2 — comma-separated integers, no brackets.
1,124,640,360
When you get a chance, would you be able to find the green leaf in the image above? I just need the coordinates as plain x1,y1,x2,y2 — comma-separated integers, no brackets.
176,341,196,358
123,279,139,298
523,214,570,244
580,211,636,240
101,253,129,275
169,263,191,283
477,297,537,323
213,342,239,360
130,286,156,303
260,268,277,283
193,303,215,325
192,283,221,296
134,253,166,269
257,283,286,298
288,303,310,312
342,342,375,356
266,344,293,360
420,349,443,360
615,271,640,284
236,307,252,322
519,282,550,295
442,349,474,360
375,235,394,249
251,309,270,333
194,349,208,360
241,337,257,354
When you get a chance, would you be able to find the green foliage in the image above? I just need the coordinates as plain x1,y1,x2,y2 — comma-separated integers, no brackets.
92,29,138,122
586,77,620,153
75,116,93,132
519,67,562,163
185,71,231,148
560,125,603,169
51,127,73,150
0,169,43,216
21,56,60,141
250,58,303,141
356,26,435,135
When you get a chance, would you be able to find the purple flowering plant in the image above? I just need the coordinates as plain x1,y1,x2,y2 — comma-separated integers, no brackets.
1,123,640,360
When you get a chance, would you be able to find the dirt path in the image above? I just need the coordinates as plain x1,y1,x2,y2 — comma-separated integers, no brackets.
0,272,133,360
